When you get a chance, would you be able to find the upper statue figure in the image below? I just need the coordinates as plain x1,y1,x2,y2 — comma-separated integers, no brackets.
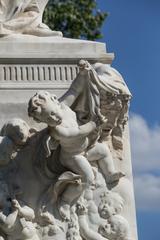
0,0,62,37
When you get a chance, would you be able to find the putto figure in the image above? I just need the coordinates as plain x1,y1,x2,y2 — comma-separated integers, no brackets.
0,0,62,37
28,91,124,187
0,118,31,166
0,58,134,238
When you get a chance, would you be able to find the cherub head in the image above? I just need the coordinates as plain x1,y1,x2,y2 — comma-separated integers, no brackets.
98,215,131,240
1,118,30,146
28,91,62,127
98,191,124,219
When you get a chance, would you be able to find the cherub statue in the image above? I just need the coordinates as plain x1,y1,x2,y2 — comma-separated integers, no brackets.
98,191,131,240
98,191,124,219
0,0,62,37
28,91,124,187
0,118,31,166
76,190,107,240
28,91,124,220
98,215,131,240
10,200,40,240
0,176,39,240
0,197,39,240
1,118,30,147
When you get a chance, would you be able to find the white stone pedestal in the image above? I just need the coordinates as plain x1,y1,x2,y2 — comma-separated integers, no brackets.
0,35,113,126
0,35,138,240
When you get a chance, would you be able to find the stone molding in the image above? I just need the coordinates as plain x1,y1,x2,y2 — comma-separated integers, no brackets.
0,64,78,89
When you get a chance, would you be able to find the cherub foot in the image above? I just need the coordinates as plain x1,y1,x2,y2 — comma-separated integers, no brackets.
59,201,71,221
106,172,125,184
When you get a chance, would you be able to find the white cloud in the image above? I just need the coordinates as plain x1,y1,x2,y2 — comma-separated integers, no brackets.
134,174,160,211
129,114,160,174
129,114,160,211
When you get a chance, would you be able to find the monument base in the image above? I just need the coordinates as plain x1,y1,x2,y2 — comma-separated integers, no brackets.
0,36,113,128
0,36,137,240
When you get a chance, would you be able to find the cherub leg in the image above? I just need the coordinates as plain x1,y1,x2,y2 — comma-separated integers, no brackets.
87,142,124,184
59,155,95,220
59,183,83,221
62,155,95,187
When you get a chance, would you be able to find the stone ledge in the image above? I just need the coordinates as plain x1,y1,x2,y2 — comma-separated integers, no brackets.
0,83,70,89
0,35,114,63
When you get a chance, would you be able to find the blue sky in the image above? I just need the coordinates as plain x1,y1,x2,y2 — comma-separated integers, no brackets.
98,0,160,239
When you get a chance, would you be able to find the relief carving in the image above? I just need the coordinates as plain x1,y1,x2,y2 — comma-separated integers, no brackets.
0,60,133,240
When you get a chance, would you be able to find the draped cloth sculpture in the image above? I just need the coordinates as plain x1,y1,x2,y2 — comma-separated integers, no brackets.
0,60,133,240
60,60,131,158
0,0,62,37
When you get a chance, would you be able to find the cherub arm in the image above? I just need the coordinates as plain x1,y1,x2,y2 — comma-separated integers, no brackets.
55,121,96,138
79,121,96,136
76,200,108,240
0,210,18,229
59,60,90,107
12,200,35,221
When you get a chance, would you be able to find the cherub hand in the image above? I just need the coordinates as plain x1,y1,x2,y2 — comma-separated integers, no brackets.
12,199,20,210
78,60,92,75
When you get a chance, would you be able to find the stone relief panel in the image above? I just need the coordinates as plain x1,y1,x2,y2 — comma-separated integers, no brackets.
0,60,134,240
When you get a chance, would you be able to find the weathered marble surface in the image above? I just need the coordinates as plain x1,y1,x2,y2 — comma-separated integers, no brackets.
0,35,112,60
0,2,137,239
0,59,137,240
0,36,114,128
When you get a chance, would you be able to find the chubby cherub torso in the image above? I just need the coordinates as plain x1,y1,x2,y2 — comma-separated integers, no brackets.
49,104,89,154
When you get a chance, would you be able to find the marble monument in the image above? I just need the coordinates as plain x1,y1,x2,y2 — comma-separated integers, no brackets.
0,1,138,240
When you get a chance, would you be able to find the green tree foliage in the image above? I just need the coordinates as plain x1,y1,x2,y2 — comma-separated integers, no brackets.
43,0,108,40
